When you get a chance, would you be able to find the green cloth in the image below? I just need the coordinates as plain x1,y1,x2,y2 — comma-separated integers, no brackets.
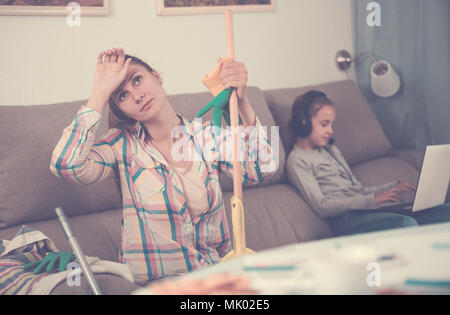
23,252,75,274
196,88,242,128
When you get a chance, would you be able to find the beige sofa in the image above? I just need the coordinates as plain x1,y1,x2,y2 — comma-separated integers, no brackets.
1,80,437,294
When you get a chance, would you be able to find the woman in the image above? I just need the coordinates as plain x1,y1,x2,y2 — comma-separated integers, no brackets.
50,48,276,284
286,90,450,237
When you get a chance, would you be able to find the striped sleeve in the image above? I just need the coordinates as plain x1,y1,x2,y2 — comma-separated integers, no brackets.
49,106,119,185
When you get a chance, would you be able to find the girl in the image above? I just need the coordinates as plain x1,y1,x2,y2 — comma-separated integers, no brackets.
286,90,450,237
50,48,276,284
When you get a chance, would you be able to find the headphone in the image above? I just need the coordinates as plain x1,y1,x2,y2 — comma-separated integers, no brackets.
291,90,335,145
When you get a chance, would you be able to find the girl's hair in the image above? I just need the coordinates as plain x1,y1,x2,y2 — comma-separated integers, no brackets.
290,90,334,138
108,55,156,133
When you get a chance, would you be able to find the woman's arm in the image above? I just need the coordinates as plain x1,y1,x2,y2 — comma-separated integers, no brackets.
204,118,278,186
237,95,256,127
50,106,119,184
286,158,377,219
212,60,277,184
50,48,132,184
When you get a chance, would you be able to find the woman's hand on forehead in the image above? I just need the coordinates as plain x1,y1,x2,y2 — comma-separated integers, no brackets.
92,48,132,100
87,47,132,113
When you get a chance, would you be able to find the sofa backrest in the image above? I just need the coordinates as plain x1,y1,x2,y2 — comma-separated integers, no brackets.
264,80,392,166
0,101,122,229
0,87,284,228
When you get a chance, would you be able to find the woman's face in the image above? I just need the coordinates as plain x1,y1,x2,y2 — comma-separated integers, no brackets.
308,105,336,148
112,63,166,122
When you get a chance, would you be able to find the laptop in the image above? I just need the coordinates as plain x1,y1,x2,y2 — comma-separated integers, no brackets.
362,144,450,213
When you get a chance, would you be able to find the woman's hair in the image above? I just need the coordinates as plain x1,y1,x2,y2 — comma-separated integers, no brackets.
108,55,156,133
289,90,334,138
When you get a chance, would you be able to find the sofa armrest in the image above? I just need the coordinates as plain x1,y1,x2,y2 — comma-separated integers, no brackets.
391,149,426,171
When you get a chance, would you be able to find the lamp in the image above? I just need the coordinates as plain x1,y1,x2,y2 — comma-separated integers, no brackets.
336,50,401,98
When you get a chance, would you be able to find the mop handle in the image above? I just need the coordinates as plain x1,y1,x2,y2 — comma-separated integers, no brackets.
225,10,235,59
55,207,102,295
225,9,243,201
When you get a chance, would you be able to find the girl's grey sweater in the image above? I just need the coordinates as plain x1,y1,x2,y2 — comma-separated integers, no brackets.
286,144,397,219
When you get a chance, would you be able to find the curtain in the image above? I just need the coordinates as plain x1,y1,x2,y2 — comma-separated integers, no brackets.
354,0,450,149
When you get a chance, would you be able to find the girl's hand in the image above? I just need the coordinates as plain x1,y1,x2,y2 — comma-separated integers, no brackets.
89,48,132,110
396,181,416,192
375,188,402,205
220,59,248,101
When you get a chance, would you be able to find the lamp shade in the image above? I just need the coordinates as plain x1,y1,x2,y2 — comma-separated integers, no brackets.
370,60,401,98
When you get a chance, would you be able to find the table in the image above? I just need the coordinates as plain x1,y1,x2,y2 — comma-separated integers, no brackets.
186,222,450,294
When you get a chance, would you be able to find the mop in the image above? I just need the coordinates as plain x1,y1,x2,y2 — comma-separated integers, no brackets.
197,10,255,262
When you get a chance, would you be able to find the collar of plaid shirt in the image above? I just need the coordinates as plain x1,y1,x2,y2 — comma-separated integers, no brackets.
133,114,194,167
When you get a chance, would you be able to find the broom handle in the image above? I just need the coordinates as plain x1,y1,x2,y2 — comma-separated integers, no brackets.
225,9,243,201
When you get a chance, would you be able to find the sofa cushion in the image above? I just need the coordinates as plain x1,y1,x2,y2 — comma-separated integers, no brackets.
0,208,123,262
51,273,140,295
392,149,425,171
264,80,392,166
0,208,140,295
0,102,122,229
222,184,333,250
168,86,286,190
351,157,419,187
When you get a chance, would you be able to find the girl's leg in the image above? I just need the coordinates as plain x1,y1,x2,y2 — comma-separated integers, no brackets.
411,203,450,225
330,211,419,237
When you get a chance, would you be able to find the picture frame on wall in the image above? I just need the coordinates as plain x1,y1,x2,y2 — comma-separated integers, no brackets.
0,0,110,16
156,0,275,16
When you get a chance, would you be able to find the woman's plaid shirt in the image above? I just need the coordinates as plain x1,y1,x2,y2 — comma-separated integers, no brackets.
50,105,278,284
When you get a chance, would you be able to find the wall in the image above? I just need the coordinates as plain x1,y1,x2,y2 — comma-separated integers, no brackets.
0,0,354,106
